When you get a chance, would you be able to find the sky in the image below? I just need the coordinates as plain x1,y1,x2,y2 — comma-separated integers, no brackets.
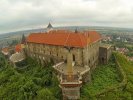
0,0,133,34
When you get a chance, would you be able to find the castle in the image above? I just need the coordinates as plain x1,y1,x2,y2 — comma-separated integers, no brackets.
1,23,112,100
26,23,102,67
25,23,112,100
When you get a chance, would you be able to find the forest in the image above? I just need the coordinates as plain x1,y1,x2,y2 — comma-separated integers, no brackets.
0,52,133,100
0,53,61,100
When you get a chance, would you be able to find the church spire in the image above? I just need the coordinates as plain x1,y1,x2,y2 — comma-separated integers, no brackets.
75,28,78,33
47,22,53,32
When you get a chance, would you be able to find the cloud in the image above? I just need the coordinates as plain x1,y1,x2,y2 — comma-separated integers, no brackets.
0,0,133,33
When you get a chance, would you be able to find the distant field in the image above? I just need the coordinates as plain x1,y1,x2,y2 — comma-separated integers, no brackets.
125,44,133,47
0,26,133,48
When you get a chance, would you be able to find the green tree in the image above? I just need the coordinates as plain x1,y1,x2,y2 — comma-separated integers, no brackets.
37,89,56,100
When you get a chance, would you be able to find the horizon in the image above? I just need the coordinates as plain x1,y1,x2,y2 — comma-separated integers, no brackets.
1,24,133,35
0,0,133,34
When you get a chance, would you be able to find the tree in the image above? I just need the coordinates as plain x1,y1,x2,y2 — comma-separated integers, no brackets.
37,89,56,100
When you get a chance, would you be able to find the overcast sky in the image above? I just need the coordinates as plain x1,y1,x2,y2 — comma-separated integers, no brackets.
0,0,133,34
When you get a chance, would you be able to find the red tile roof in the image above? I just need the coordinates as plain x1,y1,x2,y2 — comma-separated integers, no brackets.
15,44,22,52
26,30,101,48
2,47,9,53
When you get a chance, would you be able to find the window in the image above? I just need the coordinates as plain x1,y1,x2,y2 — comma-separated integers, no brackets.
89,60,90,64
73,54,75,61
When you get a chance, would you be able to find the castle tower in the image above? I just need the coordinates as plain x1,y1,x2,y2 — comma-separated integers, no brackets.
60,50,82,100
47,22,53,32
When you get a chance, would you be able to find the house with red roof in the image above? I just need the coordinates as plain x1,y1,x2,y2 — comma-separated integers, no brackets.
1,46,15,58
1,35,26,67
9,35,26,67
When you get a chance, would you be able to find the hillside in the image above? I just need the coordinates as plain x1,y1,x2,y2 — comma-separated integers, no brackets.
81,52,133,100
0,52,133,100
0,53,61,100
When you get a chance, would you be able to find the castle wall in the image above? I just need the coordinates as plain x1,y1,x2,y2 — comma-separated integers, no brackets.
99,45,112,64
107,47,112,62
25,43,83,66
25,40,100,69
83,40,100,70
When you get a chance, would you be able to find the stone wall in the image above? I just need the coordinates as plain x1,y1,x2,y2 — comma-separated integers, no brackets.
83,40,100,70
99,45,112,64
107,47,112,62
25,42,84,66
62,86,81,100
25,40,100,68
